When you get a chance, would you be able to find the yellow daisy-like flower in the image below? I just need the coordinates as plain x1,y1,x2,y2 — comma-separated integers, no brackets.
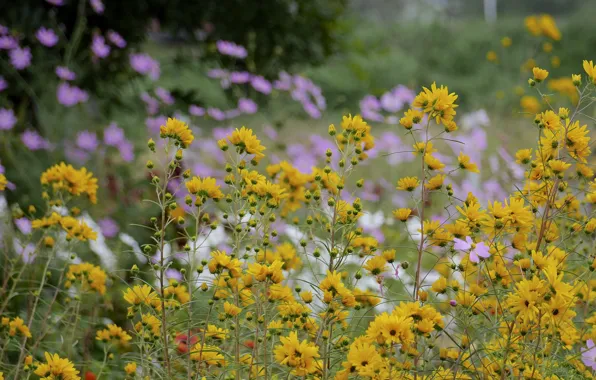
123,284,158,306
363,255,387,275
159,117,194,148
396,176,420,191
425,174,446,190
457,153,479,173
34,352,80,380
40,162,98,203
124,362,137,375
393,208,412,221
274,331,321,376
185,176,224,201
0,174,7,191
227,126,266,162
223,301,242,317
583,60,596,85
532,67,549,82
65,263,107,295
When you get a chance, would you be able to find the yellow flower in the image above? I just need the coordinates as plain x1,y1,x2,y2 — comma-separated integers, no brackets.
363,255,387,275
159,117,194,148
274,331,321,376
41,162,98,203
501,37,512,47
8,317,32,338
543,42,553,53
123,284,158,306
0,174,6,191
432,277,448,293
515,149,532,164
223,301,242,317
393,208,412,222
486,51,497,62
190,344,226,366
346,340,383,377
185,176,224,201
65,263,107,294
396,176,419,191
227,126,266,162
572,73,582,86
520,96,540,114
424,154,445,171
124,362,137,375
413,82,458,125
425,174,445,190
300,291,313,303
457,153,479,173
34,352,80,380
532,67,549,82
524,15,541,36
548,159,571,175
539,14,561,41
583,60,596,84
399,109,424,130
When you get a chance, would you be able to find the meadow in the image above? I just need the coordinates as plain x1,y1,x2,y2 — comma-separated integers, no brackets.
1,1,596,379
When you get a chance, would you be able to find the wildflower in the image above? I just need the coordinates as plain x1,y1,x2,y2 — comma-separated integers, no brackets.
583,60,596,84
36,27,59,47
572,74,582,86
189,344,226,366
457,153,479,173
123,284,158,306
10,47,32,70
34,352,80,380
0,108,17,130
396,176,420,191
532,67,549,82
300,291,313,303
8,317,32,338
520,95,540,114
363,255,387,275
223,301,241,317
65,263,107,294
0,174,6,191
227,127,266,162
486,51,497,62
129,53,160,80
57,83,89,106
185,176,224,201
453,236,490,263
274,331,321,376
107,30,126,48
399,109,423,129
160,118,194,148
216,40,247,58
539,14,561,41
432,277,447,293
91,35,110,58
501,37,512,47
124,362,137,375
424,154,445,171
425,174,445,190
40,162,98,203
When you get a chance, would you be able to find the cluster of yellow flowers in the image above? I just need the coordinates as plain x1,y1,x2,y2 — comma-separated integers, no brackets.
2,52,596,379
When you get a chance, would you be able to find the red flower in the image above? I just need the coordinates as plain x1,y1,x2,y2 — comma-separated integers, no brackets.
244,340,255,349
175,332,199,354
85,372,97,380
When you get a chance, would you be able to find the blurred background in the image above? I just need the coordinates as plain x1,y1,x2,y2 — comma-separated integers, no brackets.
0,0,594,245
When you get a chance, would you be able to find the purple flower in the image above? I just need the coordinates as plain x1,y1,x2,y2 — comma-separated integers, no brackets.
55,66,76,81
207,108,226,121
380,91,404,113
9,47,32,70
98,217,119,238
0,25,8,35
189,105,205,116
216,40,247,59
230,71,251,84
103,122,125,146
238,98,258,114
36,27,58,47
303,102,321,119
118,140,134,162
453,236,491,263
0,76,7,92
76,130,98,151
583,339,596,370
0,36,17,50
449,300,457,307
0,108,17,130
21,130,52,151
65,146,90,163
107,30,126,48
57,83,88,106
251,76,272,94
90,0,105,14
45,0,64,5
274,72,292,91
91,35,110,58
15,218,32,234
155,87,174,105
130,53,160,80
141,92,159,115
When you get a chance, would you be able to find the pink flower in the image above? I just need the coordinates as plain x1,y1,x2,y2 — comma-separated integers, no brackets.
9,47,31,70
453,236,490,263
36,27,58,47
216,40,247,59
